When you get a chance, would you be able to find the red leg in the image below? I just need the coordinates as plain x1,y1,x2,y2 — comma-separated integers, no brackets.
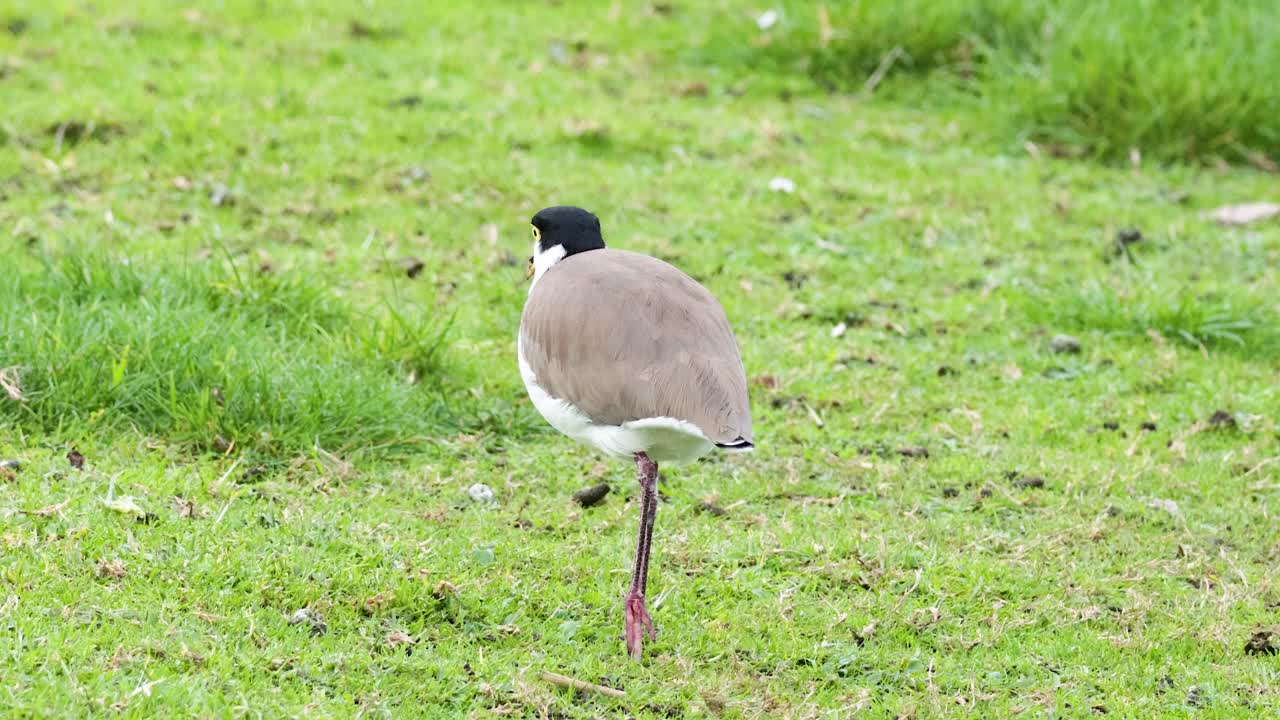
624,451,659,660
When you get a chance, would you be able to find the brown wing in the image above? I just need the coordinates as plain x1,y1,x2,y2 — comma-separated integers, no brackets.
520,249,752,445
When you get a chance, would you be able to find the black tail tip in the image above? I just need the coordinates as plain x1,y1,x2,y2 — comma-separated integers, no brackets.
716,438,754,452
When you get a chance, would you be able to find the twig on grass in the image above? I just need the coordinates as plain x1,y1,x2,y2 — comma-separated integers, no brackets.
538,671,626,699
1241,456,1279,479
863,46,904,95
212,457,244,525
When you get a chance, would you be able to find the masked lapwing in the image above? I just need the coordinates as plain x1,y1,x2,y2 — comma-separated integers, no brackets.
517,205,753,660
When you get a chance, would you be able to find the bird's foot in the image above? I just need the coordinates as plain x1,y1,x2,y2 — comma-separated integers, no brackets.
623,591,656,660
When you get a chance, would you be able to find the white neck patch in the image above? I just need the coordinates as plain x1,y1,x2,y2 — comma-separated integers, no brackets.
529,242,566,291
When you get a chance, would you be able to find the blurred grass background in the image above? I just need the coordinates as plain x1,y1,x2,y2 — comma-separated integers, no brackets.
731,0,1280,166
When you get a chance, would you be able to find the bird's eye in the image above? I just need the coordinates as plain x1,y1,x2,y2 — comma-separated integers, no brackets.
531,225,541,242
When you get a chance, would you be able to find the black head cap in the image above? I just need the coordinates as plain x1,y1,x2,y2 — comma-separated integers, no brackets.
531,206,606,257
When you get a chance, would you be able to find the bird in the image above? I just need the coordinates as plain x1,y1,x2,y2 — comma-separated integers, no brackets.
517,205,753,660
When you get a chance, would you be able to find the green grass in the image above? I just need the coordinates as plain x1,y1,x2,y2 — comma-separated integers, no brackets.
744,0,1280,165
1020,275,1280,358
1,252,453,459
2,1,1280,717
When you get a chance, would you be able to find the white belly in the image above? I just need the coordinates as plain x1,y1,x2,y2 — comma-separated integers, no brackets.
517,337,714,464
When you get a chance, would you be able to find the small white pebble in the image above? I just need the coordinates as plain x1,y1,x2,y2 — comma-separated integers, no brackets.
756,9,779,30
831,321,847,338
467,483,495,503
768,176,796,193
1143,498,1180,516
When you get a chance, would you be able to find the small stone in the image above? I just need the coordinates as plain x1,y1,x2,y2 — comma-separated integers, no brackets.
467,483,495,504
1050,334,1081,354
768,176,796,193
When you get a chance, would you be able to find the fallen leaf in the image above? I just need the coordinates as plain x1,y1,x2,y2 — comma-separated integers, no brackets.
96,558,127,579
288,608,327,636
360,591,394,614
173,497,203,518
348,19,383,38
696,499,728,516
1207,202,1280,226
67,448,85,469
678,81,708,97
386,630,416,647
0,367,23,401
952,408,983,434
103,496,146,517
562,118,607,139
1244,628,1279,656
107,645,132,670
